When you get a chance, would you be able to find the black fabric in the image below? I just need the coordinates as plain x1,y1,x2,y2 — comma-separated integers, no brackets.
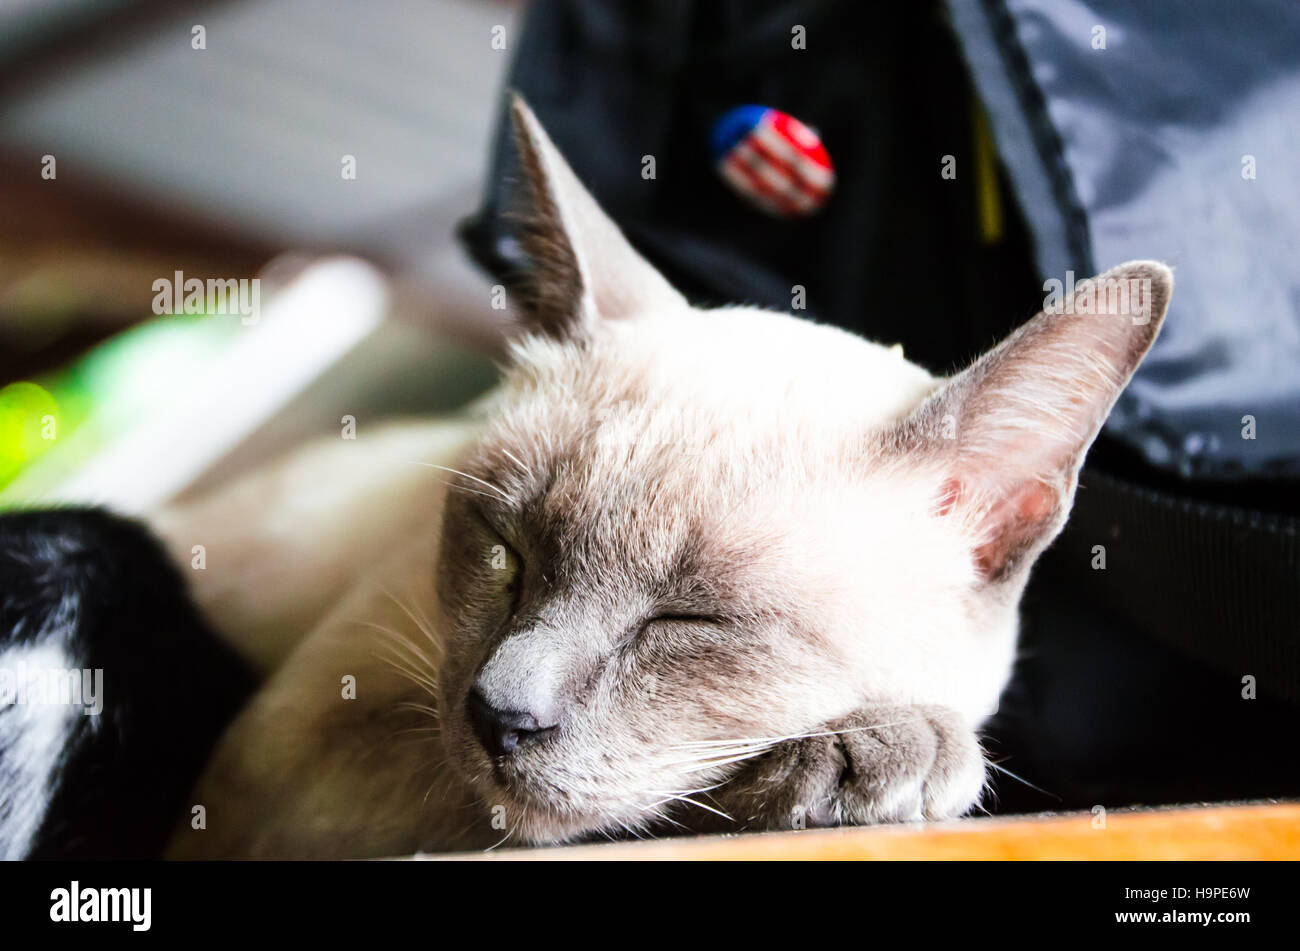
461,0,1300,812
0,509,254,859
988,472,1300,813
461,0,1044,374
1053,469,1300,705
950,0,1300,480
990,549,1300,813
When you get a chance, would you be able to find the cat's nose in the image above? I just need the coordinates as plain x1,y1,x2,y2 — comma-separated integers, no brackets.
466,688,557,758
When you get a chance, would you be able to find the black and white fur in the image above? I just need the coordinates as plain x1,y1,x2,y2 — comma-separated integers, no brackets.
0,509,253,859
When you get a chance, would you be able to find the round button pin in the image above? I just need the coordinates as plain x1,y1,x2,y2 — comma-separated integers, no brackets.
710,105,835,218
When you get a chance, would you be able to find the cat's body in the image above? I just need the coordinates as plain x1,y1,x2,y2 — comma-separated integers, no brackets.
158,421,489,856
0,509,253,859
158,101,1172,858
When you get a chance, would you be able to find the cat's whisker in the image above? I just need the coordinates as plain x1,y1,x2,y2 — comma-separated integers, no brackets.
395,701,442,719
437,480,503,503
616,816,646,841
483,818,520,853
645,776,732,812
985,758,1060,800
373,633,438,681
599,804,653,843
359,615,437,661
359,619,441,691
669,718,920,752
500,447,530,476
658,744,773,767
652,776,732,796
669,747,776,775
386,728,443,747
633,802,688,832
374,656,439,698
370,645,440,697
679,755,765,775
382,718,446,757
379,665,439,699
416,753,462,805
369,632,435,675
661,719,933,782
652,791,734,823
379,586,442,656
409,462,511,502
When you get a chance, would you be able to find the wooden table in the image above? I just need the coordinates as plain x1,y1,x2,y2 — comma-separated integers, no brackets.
440,802,1300,860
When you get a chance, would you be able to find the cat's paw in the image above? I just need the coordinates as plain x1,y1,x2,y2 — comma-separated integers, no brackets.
712,705,985,831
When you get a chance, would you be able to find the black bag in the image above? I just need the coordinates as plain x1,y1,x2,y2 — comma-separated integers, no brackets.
461,0,1300,811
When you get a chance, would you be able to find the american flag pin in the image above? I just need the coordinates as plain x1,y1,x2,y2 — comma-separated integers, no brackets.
710,105,835,218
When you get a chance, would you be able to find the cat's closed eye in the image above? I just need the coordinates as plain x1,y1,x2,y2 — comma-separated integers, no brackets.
645,614,726,628
466,508,523,622
632,614,731,646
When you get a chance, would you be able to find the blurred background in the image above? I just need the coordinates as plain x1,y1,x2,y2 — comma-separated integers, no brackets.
0,0,518,510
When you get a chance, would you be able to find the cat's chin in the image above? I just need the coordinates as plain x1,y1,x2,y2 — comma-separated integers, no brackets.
473,775,627,846
445,729,647,846
495,802,629,848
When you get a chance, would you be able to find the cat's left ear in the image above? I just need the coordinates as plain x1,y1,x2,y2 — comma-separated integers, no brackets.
901,261,1173,583
506,95,685,337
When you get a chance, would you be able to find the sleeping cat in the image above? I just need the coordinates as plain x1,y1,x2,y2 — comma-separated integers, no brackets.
159,99,1172,857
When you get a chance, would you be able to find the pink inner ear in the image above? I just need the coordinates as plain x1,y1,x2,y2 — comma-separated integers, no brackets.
1015,480,1056,521
970,479,1061,581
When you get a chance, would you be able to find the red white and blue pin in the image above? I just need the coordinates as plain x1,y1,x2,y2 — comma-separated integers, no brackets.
710,105,835,218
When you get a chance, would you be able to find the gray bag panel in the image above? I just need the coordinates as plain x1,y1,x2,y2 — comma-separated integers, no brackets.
950,0,1300,479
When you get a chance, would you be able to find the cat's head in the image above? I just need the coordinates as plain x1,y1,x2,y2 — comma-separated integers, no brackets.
435,98,1171,843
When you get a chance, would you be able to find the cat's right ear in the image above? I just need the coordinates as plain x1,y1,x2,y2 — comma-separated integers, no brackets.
898,261,1173,584
506,95,685,337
